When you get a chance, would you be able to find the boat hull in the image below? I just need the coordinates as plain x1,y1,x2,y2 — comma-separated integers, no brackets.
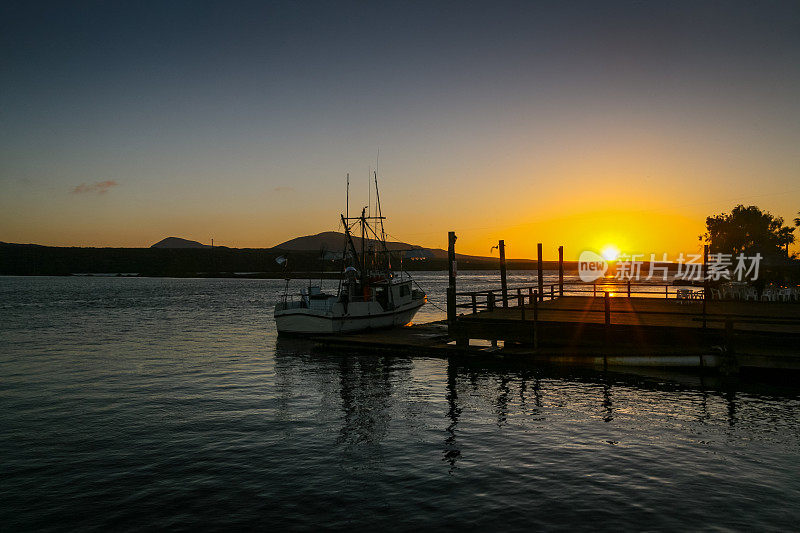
275,298,425,335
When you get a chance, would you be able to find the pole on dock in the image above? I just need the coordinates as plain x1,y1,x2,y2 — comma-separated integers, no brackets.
603,291,611,350
558,246,564,296
703,244,709,296
725,318,735,355
499,240,508,308
471,293,477,314
447,231,457,326
533,290,539,349
537,243,544,301
702,244,708,329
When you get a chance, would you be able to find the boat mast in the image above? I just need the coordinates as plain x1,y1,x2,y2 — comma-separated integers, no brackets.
339,174,351,296
341,214,360,268
373,170,390,271
360,207,367,288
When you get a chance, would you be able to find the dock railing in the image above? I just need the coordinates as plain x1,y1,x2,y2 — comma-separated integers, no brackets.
455,280,688,314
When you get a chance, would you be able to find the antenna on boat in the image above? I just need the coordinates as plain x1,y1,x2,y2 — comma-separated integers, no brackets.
346,173,349,221
375,148,380,234
361,206,367,284
374,170,389,270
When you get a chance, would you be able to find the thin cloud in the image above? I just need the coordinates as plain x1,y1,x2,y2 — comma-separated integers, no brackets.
273,186,295,193
71,180,118,195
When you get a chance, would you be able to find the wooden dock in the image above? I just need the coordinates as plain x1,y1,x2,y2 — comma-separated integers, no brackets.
454,294,799,368
313,299,800,371
313,233,800,373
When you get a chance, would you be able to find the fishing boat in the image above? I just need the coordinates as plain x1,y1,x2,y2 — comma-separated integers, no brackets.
274,174,427,334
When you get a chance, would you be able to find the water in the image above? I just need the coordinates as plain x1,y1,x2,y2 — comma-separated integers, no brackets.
2,275,799,530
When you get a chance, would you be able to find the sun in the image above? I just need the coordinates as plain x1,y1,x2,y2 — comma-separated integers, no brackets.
601,245,620,261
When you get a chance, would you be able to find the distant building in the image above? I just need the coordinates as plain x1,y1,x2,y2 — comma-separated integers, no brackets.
402,249,434,260
322,251,346,261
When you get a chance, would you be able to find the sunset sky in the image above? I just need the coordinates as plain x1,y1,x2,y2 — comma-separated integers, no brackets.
2,1,798,259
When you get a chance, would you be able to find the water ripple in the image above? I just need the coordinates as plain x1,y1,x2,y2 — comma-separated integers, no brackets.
1,276,799,530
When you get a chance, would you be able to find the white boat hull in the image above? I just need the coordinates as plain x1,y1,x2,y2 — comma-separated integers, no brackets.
275,298,425,335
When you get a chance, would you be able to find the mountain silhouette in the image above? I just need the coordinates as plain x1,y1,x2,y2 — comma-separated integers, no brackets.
272,231,488,260
273,231,427,252
150,237,209,249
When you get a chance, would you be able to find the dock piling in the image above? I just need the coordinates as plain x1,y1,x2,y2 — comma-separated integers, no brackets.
537,243,544,301
603,291,611,349
499,240,508,308
722,318,739,374
558,245,564,296
725,318,735,355
447,231,457,326
703,244,709,299
702,244,708,329
533,290,539,349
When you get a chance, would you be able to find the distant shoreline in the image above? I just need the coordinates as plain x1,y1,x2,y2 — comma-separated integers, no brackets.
3,268,582,280
1,241,581,277
0,242,702,277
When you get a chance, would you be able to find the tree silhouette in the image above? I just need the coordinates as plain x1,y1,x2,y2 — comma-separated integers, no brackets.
704,205,794,260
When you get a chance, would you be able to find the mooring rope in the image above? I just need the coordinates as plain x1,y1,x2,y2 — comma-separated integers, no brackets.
411,277,447,313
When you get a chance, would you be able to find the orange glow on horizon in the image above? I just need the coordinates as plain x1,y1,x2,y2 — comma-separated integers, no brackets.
437,206,707,261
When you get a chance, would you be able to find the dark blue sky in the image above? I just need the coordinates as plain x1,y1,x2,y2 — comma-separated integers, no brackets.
2,1,799,254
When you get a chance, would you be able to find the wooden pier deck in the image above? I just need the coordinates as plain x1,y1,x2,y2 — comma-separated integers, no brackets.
471,296,800,333
313,296,800,372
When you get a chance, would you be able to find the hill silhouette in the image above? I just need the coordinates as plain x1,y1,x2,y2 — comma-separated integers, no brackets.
274,231,433,253
151,237,209,249
272,231,489,260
